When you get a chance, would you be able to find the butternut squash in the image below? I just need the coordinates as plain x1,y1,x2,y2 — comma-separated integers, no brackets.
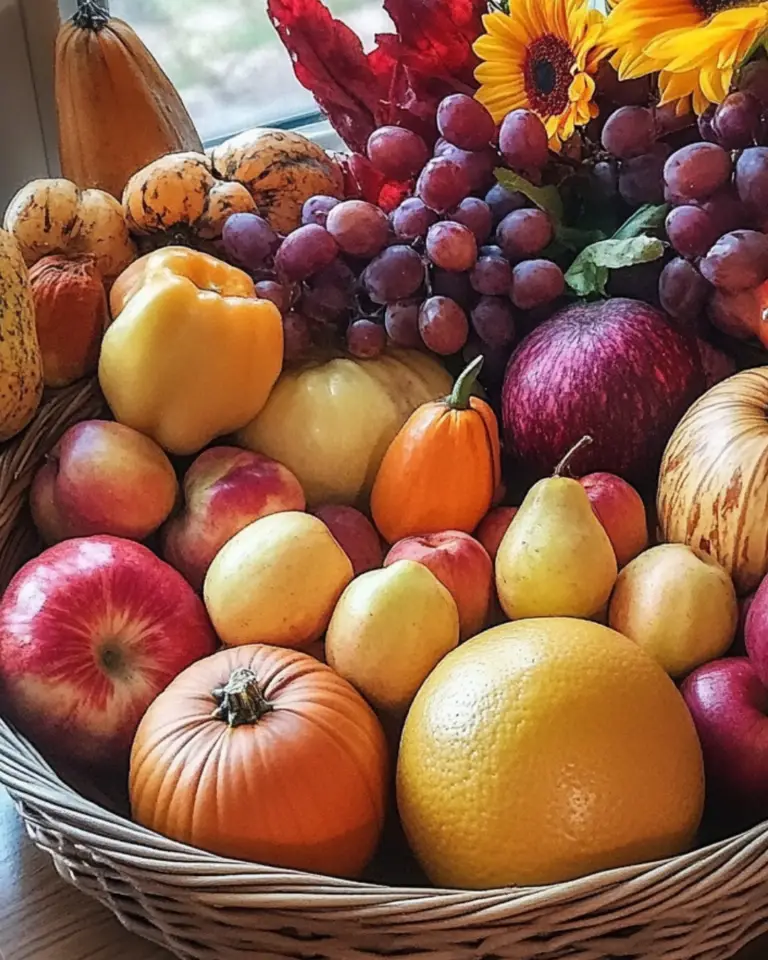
55,0,203,200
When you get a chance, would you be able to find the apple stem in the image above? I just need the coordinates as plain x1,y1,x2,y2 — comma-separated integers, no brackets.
211,667,274,727
447,355,484,411
553,435,593,478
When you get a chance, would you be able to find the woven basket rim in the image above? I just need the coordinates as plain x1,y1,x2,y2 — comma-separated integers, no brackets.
3,713,768,914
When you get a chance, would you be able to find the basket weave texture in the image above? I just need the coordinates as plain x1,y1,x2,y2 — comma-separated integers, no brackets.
1,383,768,960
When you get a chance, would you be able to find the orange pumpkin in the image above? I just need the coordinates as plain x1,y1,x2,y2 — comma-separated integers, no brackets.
129,644,389,878
371,356,501,543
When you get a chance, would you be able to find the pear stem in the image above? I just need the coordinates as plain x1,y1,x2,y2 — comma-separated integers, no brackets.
553,435,593,478
447,355,484,411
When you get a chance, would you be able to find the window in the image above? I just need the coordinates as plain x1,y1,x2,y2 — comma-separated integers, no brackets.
0,0,372,206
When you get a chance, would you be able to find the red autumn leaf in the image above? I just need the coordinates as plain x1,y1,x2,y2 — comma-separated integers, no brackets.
267,0,384,152
267,0,486,154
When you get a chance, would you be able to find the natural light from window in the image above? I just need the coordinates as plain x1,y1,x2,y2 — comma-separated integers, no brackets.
109,0,391,143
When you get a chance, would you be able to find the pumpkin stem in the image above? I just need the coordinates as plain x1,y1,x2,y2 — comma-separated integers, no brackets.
72,0,110,30
447,355,484,411
553,435,593,478
211,667,274,727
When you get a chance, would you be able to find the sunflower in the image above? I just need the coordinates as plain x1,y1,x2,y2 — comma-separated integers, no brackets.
601,0,768,115
473,0,607,151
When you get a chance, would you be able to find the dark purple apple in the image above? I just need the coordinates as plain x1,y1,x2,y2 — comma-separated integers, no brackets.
501,298,706,486
682,658,768,820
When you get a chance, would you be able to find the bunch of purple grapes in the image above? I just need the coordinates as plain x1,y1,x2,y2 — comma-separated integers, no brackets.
597,60,768,337
219,95,566,382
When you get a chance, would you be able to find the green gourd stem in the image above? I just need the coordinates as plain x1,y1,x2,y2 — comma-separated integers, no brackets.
553,435,593,478
73,0,110,30
211,667,274,727
447,355,484,411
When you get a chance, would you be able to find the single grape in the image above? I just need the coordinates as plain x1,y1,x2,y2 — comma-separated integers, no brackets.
432,141,496,194
510,260,565,310
499,109,549,171
363,245,425,303
301,196,340,228
418,297,469,355
713,92,762,149
385,301,422,348
697,105,718,144
437,94,495,151
699,229,768,291
282,311,313,362
601,106,656,160
592,160,619,203
346,319,386,359
274,224,338,282
255,280,289,313
664,143,732,202
222,213,278,270
619,149,667,206
366,126,430,180
735,147,768,217
391,198,438,241
313,258,357,291
479,244,504,258
426,221,478,272
470,296,516,348
708,286,762,340
450,198,493,244
470,254,512,296
665,205,718,260
484,183,528,225
416,157,471,213
432,268,473,307
326,200,389,258
701,189,748,235
659,258,710,322
738,60,768,106
497,209,553,260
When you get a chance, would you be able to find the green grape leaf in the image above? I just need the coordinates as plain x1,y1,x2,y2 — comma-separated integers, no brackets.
612,203,670,240
565,236,666,297
495,168,564,224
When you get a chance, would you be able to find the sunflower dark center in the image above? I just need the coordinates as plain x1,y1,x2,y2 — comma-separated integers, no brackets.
524,34,574,116
692,0,762,13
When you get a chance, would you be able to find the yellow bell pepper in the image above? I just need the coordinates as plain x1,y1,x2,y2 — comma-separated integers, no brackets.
99,246,283,455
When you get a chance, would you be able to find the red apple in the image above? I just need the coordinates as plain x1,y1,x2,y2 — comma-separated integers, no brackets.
580,472,648,568
501,299,705,486
0,536,217,770
30,420,178,546
682,658,768,820
384,531,492,640
312,504,383,576
475,506,518,561
745,575,768,686
162,447,305,590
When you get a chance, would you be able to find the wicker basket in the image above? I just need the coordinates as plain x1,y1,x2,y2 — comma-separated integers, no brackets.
2,383,768,960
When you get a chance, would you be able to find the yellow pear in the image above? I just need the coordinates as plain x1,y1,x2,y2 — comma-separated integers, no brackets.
325,559,459,717
496,439,618,620
203,511,353,648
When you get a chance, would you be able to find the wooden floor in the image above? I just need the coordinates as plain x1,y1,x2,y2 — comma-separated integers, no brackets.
0,787,766,960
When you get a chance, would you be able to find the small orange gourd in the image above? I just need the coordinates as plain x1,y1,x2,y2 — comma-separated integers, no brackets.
371,356,502,543
129,644,389,879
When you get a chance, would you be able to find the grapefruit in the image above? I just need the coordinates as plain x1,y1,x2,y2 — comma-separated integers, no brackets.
396,617,704,888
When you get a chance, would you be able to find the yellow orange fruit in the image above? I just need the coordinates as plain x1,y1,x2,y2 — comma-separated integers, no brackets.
397,618,704,888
